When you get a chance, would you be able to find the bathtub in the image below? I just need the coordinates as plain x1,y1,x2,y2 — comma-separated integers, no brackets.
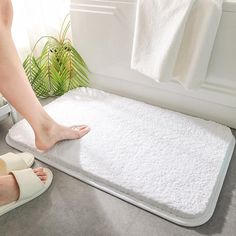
70,0,236,128
0,96,17,123
0,103,13,123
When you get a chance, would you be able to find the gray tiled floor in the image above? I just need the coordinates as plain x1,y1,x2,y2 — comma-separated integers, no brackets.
0,105,236,236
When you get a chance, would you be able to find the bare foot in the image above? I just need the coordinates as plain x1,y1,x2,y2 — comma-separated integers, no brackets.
35,122,90,151
0,167,47,206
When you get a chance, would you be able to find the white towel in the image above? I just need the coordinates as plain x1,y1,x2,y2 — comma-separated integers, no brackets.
131,0,223,89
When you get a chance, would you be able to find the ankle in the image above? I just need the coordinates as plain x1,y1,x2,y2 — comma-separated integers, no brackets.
34,116,60,150
33,114,56,137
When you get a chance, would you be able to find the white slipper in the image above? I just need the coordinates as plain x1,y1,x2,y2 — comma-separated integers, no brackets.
0,152,34,176
0,168,53,216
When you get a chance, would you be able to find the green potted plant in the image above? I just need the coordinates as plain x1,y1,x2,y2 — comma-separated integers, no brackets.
23,16,89,98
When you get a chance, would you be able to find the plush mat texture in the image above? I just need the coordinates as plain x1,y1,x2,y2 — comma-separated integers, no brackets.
6,88,235,226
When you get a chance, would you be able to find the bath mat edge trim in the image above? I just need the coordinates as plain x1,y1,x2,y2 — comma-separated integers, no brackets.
5,133,235,227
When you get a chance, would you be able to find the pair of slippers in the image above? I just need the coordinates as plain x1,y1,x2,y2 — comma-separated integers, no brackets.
0,152,53,216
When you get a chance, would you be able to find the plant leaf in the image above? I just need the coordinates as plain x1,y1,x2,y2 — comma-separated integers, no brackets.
23,15,89,98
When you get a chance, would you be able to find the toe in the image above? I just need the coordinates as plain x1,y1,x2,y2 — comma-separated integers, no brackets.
71,125,88,131
39,176,47,182
78,127,90,138
33,167,47,182
33,167,44,173
71,125,90,139
35,171,47,176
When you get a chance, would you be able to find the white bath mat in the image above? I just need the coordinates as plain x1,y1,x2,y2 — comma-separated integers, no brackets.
6,88,235,226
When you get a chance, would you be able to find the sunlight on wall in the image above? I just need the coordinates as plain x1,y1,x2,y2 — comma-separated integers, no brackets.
11,0,70,60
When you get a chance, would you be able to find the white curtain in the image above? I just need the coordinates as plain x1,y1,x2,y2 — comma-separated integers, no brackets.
11,0,70,60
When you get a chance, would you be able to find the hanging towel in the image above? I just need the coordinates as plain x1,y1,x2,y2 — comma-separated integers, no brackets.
131,0,223,89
